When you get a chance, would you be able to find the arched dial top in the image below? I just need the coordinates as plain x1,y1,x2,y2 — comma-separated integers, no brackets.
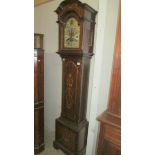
64,17,80,48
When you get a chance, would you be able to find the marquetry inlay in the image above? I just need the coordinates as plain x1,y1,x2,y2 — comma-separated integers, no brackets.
64,60,79,110
66,73,74,109
61,127,76,151
57,124,76,151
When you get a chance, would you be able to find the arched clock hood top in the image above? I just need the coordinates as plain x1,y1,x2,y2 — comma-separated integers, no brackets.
55,0,97,16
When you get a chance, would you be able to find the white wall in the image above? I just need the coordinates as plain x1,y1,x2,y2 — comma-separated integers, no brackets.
86,0,119,154
34,0,119,154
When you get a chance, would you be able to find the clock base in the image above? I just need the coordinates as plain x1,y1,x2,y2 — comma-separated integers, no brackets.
53,117,88,155
53,141,86,155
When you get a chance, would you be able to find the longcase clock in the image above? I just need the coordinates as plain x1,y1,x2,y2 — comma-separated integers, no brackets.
53,0,97,155
34,33,45,154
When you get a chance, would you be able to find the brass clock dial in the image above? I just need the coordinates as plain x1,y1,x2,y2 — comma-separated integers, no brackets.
64,17,80,48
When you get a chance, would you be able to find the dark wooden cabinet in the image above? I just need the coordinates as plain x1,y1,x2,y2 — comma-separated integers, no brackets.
34,34,45,154
97,6,121,155
53,1,97,155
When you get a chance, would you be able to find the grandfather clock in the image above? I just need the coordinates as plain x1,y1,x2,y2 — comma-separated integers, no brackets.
53,0,97,155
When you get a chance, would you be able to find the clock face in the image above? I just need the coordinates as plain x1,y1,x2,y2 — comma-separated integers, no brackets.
64,17,80,48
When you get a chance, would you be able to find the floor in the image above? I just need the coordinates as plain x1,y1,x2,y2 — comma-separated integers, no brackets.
38,133,65,155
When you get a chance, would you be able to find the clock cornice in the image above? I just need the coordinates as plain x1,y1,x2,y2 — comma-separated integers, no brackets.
55,0,97,16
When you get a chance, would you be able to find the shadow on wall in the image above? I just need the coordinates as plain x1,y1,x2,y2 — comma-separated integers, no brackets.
44,52,62,142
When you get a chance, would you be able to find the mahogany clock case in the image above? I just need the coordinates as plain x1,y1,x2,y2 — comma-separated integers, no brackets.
53,0,97,155
34,34,45,154
53,56,91,155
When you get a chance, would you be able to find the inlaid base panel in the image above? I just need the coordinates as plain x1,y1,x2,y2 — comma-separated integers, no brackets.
53,117,88,155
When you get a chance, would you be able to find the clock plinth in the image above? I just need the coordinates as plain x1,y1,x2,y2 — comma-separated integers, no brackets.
53,0,97,154
54,117,88,155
